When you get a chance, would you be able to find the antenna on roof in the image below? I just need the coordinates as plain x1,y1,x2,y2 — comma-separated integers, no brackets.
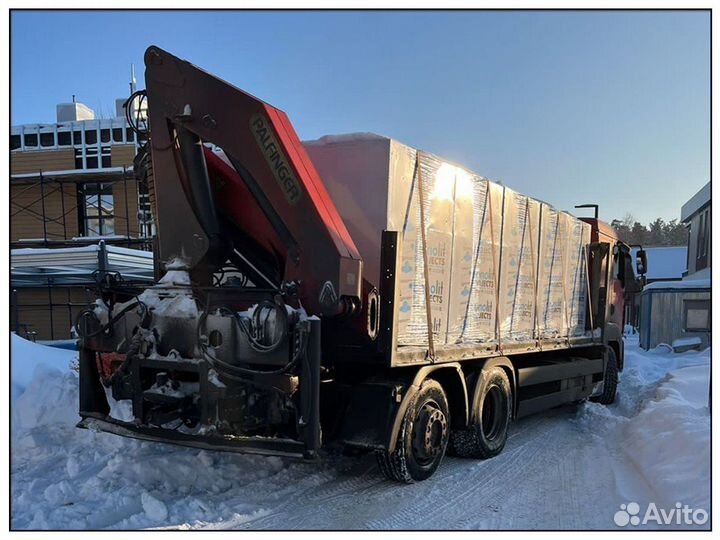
130,63,137,94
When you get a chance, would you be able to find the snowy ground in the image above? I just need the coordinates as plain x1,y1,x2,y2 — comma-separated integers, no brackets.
10,333,711,530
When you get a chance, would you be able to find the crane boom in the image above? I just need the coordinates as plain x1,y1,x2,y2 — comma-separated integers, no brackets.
144,45,362,315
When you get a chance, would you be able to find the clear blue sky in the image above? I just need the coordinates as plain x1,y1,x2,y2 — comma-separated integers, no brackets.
11,10,709,224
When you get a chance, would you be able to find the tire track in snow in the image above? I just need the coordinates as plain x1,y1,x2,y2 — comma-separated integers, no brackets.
209,455,384,529
233,414,559,530
365,416,561,529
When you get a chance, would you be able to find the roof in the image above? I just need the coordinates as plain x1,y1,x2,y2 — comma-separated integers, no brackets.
631,246,687,280
303,133,387,146
643,277,710,292
680,182,710,223
11,167,133,183
11,243,154,287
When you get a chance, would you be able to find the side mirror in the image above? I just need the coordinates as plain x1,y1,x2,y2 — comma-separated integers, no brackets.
636,249,647,276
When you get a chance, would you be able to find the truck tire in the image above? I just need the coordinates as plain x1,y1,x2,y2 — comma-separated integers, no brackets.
376,379,450,483
590,347,618,405
449,366,511,459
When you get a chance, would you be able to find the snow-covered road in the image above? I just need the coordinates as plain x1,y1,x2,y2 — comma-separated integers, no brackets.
10,334,711,530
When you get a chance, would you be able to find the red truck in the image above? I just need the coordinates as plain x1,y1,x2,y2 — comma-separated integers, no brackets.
77,47,639,482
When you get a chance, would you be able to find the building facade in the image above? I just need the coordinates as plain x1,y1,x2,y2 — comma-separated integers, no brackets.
10,97,155,341
681,181,711,280
638,181,711,350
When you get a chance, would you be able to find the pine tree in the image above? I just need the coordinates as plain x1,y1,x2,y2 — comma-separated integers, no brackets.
647,218,665,246
610,216,687,247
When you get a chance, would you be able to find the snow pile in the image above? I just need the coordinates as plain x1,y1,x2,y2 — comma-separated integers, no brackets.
11,334,79,434
671,336,703,352
11,333,77,402
13,364,79,432
10,331,711,530
623,324,637,336
576,336,710,512
621,363,710,510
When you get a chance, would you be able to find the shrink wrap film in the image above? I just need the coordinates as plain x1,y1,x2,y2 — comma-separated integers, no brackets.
305,134,592,356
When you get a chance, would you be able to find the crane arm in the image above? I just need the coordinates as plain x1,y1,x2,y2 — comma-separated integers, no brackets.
143,45,362,315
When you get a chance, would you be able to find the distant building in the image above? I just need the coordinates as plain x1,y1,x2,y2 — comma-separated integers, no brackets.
638,182,711,350
10,77,156,341
630,245,688,283
639,279,710,350
626,245,688,327
10,96,153,247
681,181,711,280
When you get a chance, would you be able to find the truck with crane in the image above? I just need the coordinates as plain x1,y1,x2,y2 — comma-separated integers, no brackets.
76,46,642,482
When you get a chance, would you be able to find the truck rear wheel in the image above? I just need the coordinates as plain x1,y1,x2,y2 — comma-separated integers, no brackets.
449,366,511,459
590,347,618,405
376,379,450,483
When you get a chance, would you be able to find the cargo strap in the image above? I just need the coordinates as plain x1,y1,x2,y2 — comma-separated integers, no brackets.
460,186,490,341
415,153,435,361
487,185,501,352
556,217,571,344
545,212,572,345
526,198,539,346
584,244,595,332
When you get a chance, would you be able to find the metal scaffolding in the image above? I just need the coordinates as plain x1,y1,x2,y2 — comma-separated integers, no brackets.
11,166,156,340
10,166,154,251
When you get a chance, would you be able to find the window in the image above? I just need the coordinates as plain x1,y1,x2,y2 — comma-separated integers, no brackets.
11,134,20,150
695,209,709,271
100,129,111,143
86,147,98,169
126,128,135,144
101,146,111,168
112,127,124,142
24,133,38,147
683,299,710,332
85,129,97,145
80,183,114,237
57,131,71,146
73,146,112,170
40,132,54,147
73,131,82,145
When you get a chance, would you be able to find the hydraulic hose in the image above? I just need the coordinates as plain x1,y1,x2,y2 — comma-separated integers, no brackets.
76,298,148,340
197,303,308,377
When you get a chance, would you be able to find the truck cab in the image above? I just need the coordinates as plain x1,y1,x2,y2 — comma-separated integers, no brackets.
580,216,637,371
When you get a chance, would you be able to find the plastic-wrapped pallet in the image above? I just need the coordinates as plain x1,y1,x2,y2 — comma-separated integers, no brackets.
304,133,592,358
537,205,568,340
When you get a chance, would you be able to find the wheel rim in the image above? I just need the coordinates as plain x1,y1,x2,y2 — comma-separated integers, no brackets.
481,384,506,441
411,399,448,466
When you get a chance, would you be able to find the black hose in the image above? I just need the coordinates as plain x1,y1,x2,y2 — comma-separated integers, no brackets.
76,298,148,339
197,303,308,377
